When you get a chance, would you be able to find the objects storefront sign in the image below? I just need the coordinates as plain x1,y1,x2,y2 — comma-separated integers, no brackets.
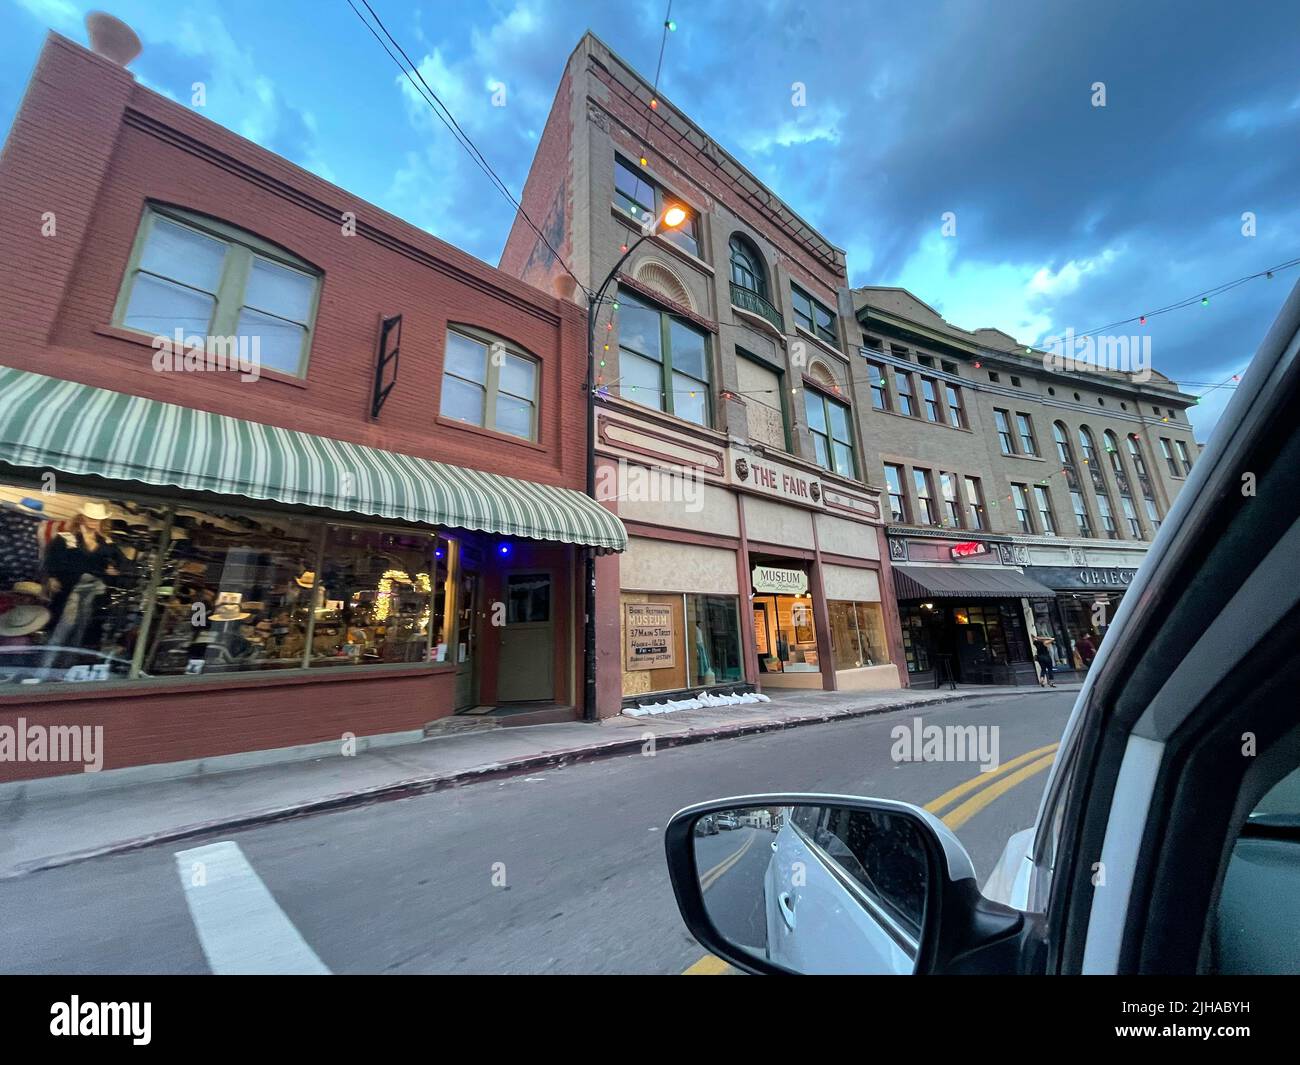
624,602,677,671
1025,565,1139,590
950,541,990,560
752,566,809,595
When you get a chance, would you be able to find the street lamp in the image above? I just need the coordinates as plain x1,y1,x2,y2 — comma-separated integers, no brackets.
582,205,687,722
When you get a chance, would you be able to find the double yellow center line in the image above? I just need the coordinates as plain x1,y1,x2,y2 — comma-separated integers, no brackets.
924,741,1059,830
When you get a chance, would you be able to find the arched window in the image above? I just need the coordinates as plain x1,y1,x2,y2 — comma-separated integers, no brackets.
1077,425,1099,465
114,203,321,378
1053,422,1074,465
729,234,767,300
1126,433,1149,477
1103,430,1126,479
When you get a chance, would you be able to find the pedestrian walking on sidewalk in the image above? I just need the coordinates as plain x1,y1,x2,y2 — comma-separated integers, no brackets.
1034,636,1057,688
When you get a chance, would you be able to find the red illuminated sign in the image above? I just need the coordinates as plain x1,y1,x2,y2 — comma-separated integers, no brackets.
950,541,990,560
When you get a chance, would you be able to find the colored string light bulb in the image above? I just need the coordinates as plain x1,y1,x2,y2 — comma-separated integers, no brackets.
666,19,676,30
1139,316,1147,325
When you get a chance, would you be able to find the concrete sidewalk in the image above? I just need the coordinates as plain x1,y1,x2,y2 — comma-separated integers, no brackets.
0,683,1072,879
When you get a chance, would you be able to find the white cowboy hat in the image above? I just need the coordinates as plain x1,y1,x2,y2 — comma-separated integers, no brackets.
80,501,112,521
209,604,251,622
0,604,50,637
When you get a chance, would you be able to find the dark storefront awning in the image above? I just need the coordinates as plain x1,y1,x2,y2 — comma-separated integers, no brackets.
0,367,627,552
892,564,1056,601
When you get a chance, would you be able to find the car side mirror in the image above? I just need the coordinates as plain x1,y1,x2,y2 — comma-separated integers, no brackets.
664,794,1035,975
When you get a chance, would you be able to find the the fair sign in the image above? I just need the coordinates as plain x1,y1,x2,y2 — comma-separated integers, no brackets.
752,566,809,595
729,449,822,509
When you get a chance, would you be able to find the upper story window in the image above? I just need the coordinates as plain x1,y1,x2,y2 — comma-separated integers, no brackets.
440,327,539,441
1159,437,1180,477
912,468,937,525
896,369,917,417
867,361,889,411
1078,425,1100,466
939,472,961,527
884,464,907,522
921,377,942,422
1175,439,1194,475
804,386,856,477
737,352,787,451
1071,489,1093,537
728,234,768,300
613,156,699,258
945,384,966,428
114,205,321,377
1103,430,1129,489
791,283,838,347
1033,485,1057,534
964,476,986,530
1053,422,1075,465
994,408,1015,454
1011,483,1033,532
617,289,711,426
1127,434,1151,479
1015,412,1039,455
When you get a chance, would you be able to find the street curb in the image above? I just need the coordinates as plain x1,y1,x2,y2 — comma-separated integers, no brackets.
2,687,1044,879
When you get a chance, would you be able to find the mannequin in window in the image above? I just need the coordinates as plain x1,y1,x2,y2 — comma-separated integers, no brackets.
44,501,123,652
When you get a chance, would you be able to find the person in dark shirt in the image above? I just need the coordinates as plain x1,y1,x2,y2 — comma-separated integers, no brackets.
44,502,124,647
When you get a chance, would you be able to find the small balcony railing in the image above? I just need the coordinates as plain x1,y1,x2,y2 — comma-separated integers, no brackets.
730,282,785,332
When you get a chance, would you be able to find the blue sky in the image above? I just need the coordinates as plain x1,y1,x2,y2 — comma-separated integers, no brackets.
4,0,1299,440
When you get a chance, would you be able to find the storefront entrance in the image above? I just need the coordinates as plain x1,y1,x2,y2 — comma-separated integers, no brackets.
452,542,480,711
497,571,554,702
898,599,1036,686
752,593,819,678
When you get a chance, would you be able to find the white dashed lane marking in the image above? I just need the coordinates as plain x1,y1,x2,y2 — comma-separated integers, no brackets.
175,841,330,975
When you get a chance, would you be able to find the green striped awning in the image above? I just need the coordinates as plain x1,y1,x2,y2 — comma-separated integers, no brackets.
0,367,626,552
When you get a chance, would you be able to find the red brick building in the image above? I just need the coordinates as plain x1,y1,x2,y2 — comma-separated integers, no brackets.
0,30,624,783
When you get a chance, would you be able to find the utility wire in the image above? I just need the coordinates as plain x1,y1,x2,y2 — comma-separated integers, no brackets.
345,0,590,299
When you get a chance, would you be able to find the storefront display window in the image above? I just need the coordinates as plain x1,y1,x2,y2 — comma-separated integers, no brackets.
900,610,931,675
0,477,459,685
686,595,742,688
309,526,447,667
621,591,744,698
0,484,168,683
621,591,688,697
146,508,320,676
827,600,889,670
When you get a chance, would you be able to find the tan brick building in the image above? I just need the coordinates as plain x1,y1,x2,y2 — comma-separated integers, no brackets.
501,33,904,710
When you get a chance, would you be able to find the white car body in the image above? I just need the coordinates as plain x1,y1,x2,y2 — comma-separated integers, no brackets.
764,820,914,975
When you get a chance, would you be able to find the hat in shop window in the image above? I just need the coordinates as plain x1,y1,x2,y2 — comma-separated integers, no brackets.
0,604,51,637
10,581,47,601
295,570,317,588
209,603,251,623
80,501,112,522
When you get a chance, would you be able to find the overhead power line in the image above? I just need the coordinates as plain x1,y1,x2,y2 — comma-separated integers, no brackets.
345,0,589,299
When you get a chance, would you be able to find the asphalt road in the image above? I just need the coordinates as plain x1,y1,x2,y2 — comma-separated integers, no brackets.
0,690,1074,974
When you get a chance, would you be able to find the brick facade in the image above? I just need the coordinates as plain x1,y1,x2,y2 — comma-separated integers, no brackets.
0,34,592,780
